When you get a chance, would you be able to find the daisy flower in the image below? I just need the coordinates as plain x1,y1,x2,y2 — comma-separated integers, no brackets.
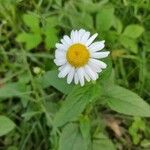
54,29,110,86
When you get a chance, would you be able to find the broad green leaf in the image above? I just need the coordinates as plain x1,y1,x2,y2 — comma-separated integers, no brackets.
43,27,58,49
45,16,59,27
120,35,138,53
96,6,114,31
63,2,93,29
101,31,118,45
104,85,150,117
59,123,89,150
79,116,90,139
38,70,74,94
123,24,144,39
113,17,123,34
0,115,15,136
45,101,59,114
0,82,28,100
53,84,101,127
80,13,93,29
92,133,116,150
68,12,93,29
77,0,109,13
16,33,42,50
23,13,40,32
18,73,30,84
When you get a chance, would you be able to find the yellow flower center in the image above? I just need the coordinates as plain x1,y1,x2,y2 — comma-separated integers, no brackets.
66,44,90,67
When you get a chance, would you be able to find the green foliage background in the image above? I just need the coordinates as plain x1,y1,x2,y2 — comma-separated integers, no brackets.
0,0,150,150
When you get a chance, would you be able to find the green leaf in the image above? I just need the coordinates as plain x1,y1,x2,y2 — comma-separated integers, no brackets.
23,13,40,32
16,33,42,50
77,0,109,13
79,116,90,139
53,84,101,127
59,123,89,150
104,85,150,117
0,115,15,136
69,13,93,29
123,24,144,39
18,73,30,84
38,70,74,94
43,27,58,49
113,17,123,34
96,6,114,31
45,16,59,27
0,82,28,100
92,133,116,150
120,35,138,53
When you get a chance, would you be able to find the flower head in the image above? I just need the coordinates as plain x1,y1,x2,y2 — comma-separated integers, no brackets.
54,29,110,86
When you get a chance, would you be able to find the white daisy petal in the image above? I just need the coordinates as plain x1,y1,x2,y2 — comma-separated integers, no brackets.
58,65,65,71
60,39,66,44
73,30,79,43
82,67,91,82
85,65,98,81
98,61,107,69
80,31,90,44
78,29,86,42
61,39,69,47
71,30,75,43
54,58,66,66
89,41,105,52
70,30,75,40
55,43,67,51
55,50,66,59
58,64,72,78
90,51,110,59
77,68,85,86
88,59,102,73
74,72,79,84
67,67,75,84
90,58,107,69
85,33,98,46
63,35,72,45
